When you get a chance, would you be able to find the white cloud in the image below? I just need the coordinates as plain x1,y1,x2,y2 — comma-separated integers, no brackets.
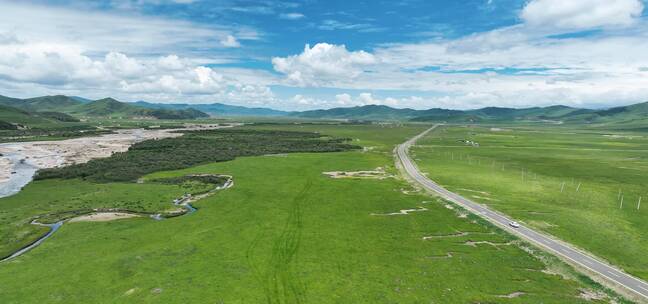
279,13,305,20
0,35,281,105
157,55,186,70
0,1,255,57
521,0,644,30
1,0,648,110
272,43,376,86
0,2,281,105
291,94,313,105
358,93,379,105
317,20,379,32
220,35,241,48
104,52,146,79
267,20,648,108
335,93,352,105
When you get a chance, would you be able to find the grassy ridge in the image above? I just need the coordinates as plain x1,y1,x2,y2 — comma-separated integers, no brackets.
413,125,648,280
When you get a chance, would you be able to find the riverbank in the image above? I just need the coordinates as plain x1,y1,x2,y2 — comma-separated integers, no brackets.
0,124,237,198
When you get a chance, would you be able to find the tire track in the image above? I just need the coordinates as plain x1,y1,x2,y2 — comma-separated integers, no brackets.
249,179,311,304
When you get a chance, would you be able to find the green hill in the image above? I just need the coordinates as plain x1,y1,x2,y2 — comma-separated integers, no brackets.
0,104,78,129
73,98,209,119
0,95,27,109
561,102,648,127
294,105,422,120
24,95,82,112
134,101,288,116
293,102,648,127
0,95,209,120
72,98,134,116
294,104,586,122
2,94,648,127
0,95,82,112
36,111,80,122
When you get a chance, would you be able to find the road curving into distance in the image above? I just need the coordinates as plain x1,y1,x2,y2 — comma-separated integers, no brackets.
397,124,648,301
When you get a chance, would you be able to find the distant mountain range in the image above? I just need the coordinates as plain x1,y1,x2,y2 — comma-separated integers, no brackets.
133,101,287,117
293,103,648,126
0,95,209,122
1,94,647,128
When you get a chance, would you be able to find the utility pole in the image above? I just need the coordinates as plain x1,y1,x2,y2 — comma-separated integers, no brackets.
560,182,565,193
638,196,642,210
576,183,581,192
620,195,624,209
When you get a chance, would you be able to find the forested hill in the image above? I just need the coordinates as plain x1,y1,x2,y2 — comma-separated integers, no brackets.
293,102,648,126
0,95,209,120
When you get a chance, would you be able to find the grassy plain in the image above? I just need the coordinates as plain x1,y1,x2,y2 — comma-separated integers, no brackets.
0,123,625,303
413,124,648,280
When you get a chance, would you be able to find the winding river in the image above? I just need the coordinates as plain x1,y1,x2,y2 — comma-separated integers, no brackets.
0,125,234,262
0,175,233,262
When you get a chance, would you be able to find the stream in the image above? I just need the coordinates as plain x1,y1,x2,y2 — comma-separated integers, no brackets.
0,176,232,262
0,125,235,262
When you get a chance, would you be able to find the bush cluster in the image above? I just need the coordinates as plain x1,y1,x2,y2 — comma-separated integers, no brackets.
36,129,358,182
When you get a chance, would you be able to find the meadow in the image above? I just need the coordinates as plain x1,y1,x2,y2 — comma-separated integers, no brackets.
0,123,626,303
412,124,648,281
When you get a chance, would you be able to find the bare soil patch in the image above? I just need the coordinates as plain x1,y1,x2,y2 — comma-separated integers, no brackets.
497,291,525,298
578,289,607,301
323,167,393,179
68,212,140,223
371,206,427,216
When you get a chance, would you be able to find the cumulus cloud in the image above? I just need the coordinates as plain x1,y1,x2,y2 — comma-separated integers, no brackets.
220,35,241,48
335,93,352,105
520,0,644,30
0,33,281,105
272,43,377,86
2,0,648,110
268,23,648,108
157,55,186,70
0,2,280,105
104,52,147,79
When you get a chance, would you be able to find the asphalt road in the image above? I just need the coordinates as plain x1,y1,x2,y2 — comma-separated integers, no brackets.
397,124,648,301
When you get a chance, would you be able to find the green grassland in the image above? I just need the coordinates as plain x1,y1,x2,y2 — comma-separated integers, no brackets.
0,180,188,258
2,129,356,258
0,124,626,303
412,124,648,280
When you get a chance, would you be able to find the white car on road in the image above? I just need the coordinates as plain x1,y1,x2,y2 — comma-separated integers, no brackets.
509,221,520,228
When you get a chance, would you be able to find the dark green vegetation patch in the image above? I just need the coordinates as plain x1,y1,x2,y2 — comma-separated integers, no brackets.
150,174,230,195
36,129,358,182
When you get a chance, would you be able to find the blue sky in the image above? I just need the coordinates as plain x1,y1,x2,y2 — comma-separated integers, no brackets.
0,0,647,110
